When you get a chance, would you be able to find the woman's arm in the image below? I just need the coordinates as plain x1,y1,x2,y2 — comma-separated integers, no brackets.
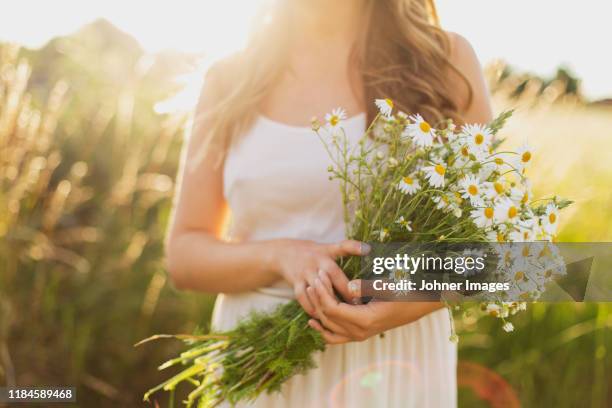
165,71,281,293
165,67,366,312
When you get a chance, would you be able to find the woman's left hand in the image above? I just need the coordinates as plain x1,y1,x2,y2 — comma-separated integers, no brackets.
307,274,443,344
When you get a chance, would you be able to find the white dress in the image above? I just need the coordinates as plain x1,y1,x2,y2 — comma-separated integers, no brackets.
213,113,457,407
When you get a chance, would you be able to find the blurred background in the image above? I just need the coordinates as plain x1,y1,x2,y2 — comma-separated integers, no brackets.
0,0,610,407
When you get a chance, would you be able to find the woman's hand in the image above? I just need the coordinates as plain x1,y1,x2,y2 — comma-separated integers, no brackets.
307,277,443,344
272,239,370,316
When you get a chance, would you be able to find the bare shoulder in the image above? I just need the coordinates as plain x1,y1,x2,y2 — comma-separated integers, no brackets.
443,31,493,123
193,52,247,127
446,32,479,67
189,53,245,152
202,52,246,97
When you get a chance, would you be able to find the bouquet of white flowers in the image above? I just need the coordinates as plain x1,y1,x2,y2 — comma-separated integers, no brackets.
142,100,570,406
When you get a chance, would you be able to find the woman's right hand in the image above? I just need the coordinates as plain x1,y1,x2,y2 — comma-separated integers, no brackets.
270,239,370,316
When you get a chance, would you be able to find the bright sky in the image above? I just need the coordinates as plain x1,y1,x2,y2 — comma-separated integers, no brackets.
1,0,610,99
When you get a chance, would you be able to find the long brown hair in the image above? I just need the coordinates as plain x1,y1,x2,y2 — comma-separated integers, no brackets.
195,0,471,162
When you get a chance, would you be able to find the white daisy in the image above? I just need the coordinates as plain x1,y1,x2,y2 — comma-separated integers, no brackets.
481,154,511,178
423,161,446,188
433,194,452,211
490,154,510,171
494,197,521,224
486,303,504,317
541,203,559,235
471,206,496,229
508,219,536,242
514,143,533,173
459,175,485,206
375,98,394,118
493,243,514,267
446,123,460,142
486,228,508,243
377,228,390,242
510,186,532,206
325,107,347,131
397,174,421,195
405,114,435,148
462,124,493,152
502,322,515,333
390,268,411,296
452,143,479,168
483,181,507,202
395,216,413,231
508,227,530,243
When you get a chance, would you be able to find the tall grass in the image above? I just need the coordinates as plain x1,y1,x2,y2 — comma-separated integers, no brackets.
0,45,214,407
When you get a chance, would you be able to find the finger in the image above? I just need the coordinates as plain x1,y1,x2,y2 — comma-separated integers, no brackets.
304,271,320,311
321,264,352,302
348,279,362,302
307,286,351,336
308,319,351,345
294,282,315,316
326,240,371,258
317,269,336,297
314,279,364,326
320,270,362,305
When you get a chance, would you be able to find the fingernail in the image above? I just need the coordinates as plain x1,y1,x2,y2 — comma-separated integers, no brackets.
348,280,360,295
361,243,371,255
318,269,326,278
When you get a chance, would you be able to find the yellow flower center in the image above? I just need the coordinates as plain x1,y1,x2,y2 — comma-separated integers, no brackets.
522,246,530,257
434,164,445,176
484,207,494,219
494,182,505,194
549,213,557,224
514,271,525,281
494,157,504,165
497,232,506,242
419,121,431,133
521,193,529,204
461,146,469,157
539,246,551,258
475,133,484,145
385,98,394,108
403,176,413,185
522,151,532,163
330,115,339,126
508,206,518,218
468,185,478,196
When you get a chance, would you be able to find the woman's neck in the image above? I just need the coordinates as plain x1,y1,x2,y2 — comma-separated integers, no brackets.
289,0,366,47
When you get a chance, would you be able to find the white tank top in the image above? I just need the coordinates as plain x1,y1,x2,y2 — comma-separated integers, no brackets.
223,113,367,244
223,113,366,296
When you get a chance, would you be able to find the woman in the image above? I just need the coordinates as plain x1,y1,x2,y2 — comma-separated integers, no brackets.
167,0,492,406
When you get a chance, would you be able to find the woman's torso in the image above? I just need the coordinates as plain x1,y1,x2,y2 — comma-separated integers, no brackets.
223,112,366,245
